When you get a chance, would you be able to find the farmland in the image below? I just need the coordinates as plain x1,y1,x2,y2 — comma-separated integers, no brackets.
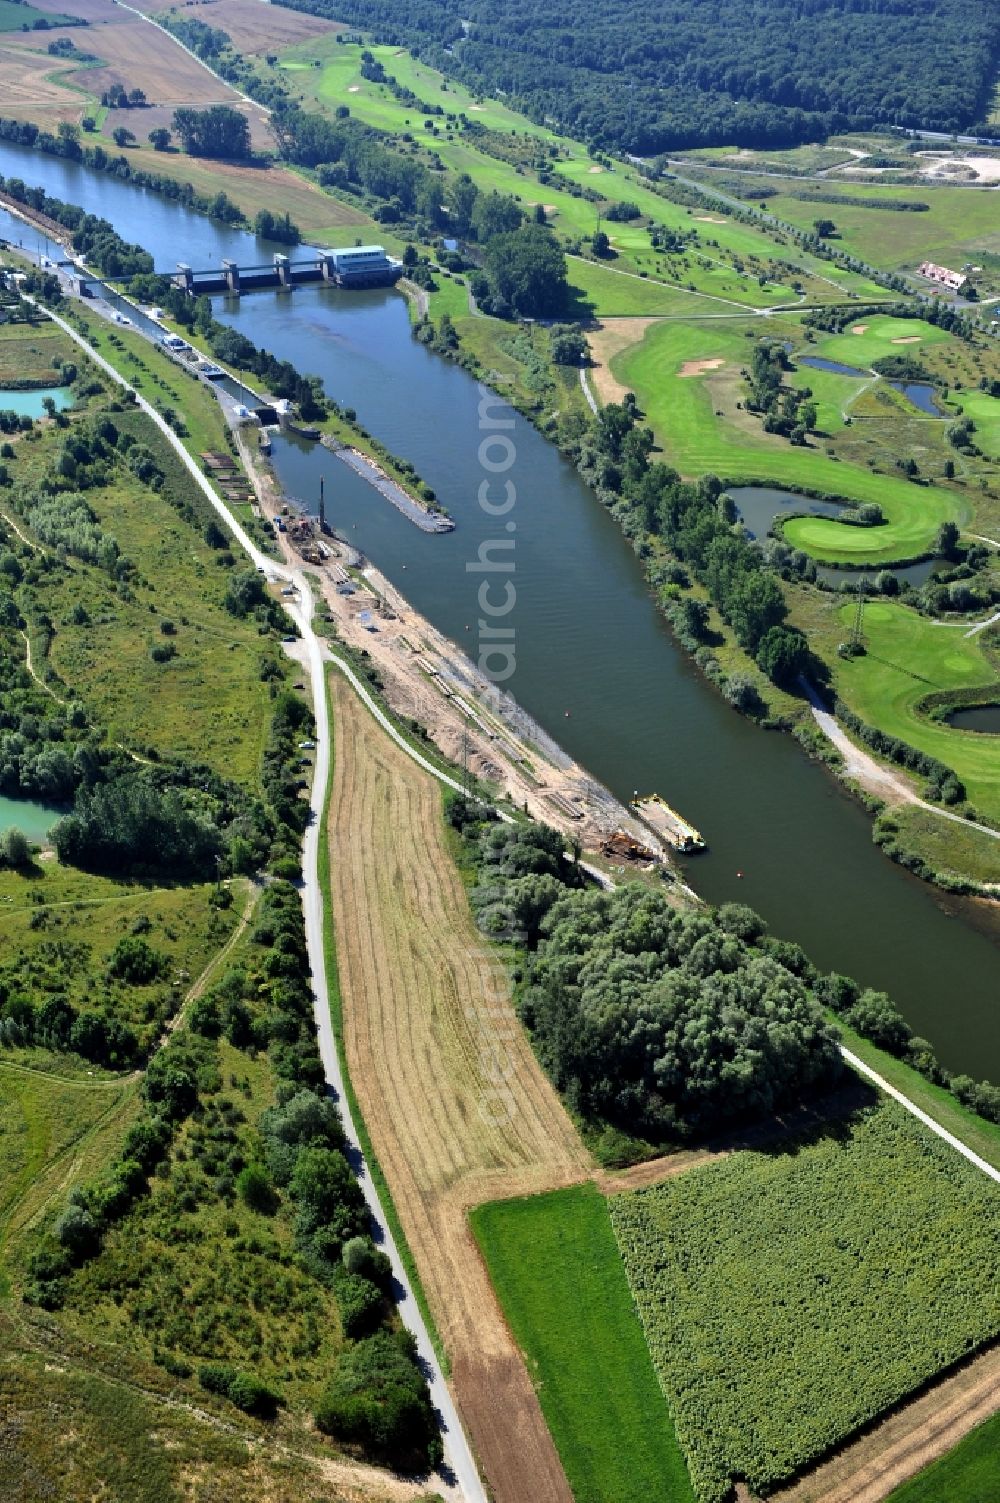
610,1101,1000,1503
471,1183,694,1503
326,673,592,1503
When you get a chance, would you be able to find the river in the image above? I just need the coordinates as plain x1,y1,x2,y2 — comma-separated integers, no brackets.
1,139,996,1075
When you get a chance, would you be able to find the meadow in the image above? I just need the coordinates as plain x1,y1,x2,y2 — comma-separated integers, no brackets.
790,593,1000,818
610,1102,1000,1503
0,316,77,384
734,176,1000,274
471,1183,694,1503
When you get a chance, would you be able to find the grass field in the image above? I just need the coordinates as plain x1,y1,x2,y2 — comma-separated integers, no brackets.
886,1410,1000,1502
610,1101,1000,1503
745,178,1000,274
0,317,77,384
811,314,954,369
326,672,591,1503
0,861,239,1048
615,318,961,561
6,382,283,782
0,1057,139,1295
0,0,77,26
790,594,1000,818
879,802,1000,885
471,1183,694,1503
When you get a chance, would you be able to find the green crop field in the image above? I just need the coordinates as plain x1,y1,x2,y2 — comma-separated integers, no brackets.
610,1102,1000,1503
615,318,960,561
792,595,1000,818
886,1410,1000,1502
471,1183,695,1503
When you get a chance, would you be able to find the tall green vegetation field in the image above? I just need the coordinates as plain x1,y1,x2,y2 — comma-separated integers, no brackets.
471,1183,694,1503
610,1102,1000,1503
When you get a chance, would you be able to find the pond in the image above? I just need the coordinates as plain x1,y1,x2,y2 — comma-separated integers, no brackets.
0,386,72,419
728,484,844,541
945,704,1000,734
795,355,943,416
0,792,60,843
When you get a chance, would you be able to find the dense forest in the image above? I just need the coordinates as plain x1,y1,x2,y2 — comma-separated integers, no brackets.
276,0,1000,150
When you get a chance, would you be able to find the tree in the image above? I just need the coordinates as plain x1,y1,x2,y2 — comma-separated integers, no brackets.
112,127,135,149
550,325,587,365
756,624,809,686
1,826,30,867
148,127,171,151
236,1163,277,1213
592,228,610,257
813,218,836,237
171,106,251,160
482,225,568,318
936,519,960,557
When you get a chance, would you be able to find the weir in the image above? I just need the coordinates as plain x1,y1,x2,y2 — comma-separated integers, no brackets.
157,247,404,296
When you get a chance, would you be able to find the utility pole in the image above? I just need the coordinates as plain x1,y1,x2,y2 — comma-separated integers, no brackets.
850,576,867,654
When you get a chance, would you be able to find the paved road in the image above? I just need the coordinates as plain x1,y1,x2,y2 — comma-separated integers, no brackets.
37,297,488,1503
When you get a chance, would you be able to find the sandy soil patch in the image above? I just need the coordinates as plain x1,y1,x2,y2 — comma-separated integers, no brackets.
891,336,922,344
586,317,657,404
347,85,360,92
542,203,557,214
468,104,485,111
695,215,727,223
328,680,591,1503
679,357,726,378
850,324,869,334
765,1341,1000,1503
919,153,1000,183
588,163,603,173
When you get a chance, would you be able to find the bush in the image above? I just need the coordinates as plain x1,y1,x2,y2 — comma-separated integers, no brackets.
107,936,165,984
198,1362,279,1418
314,1331,442,1469
236,1163,277,1213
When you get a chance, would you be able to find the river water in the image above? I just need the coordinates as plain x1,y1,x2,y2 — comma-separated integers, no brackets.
1,140,996,1074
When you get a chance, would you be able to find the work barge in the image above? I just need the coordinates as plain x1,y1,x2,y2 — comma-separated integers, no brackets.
632,794,706,854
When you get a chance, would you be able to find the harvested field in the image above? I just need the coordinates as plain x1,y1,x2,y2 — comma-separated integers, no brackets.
679,356,726,377
327,675,592,1503
587,316,657,404
139,0,339,53
10,0,275,143
108,143,370,232
0,43,91,128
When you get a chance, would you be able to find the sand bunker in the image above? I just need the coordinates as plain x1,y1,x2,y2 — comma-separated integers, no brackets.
678,358,725,378
695,215,727,224
892,336,922,344
542,204,556,214
469,104,485,111
850,324,869,334
348,85,359,92
588,164,603,173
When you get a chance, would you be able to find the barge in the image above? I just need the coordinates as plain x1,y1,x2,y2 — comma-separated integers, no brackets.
631,793,706,854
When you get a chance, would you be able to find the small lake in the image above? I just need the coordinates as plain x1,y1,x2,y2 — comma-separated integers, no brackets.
795,356,943,416
798,355,868,377
729,484,844,541
946,704,1000,734
0,793,60,843
0,386,71,418
816,558,939,589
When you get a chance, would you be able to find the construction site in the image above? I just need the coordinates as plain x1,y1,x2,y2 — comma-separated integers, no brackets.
236,432,671,872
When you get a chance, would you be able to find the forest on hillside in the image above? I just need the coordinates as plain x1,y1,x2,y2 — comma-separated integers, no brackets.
276,0,1000,151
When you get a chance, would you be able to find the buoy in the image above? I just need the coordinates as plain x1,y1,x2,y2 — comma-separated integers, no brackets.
737,871,744,879
564,710,571,717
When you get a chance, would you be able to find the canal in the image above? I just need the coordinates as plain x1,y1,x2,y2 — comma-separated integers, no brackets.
1,139,996,1075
